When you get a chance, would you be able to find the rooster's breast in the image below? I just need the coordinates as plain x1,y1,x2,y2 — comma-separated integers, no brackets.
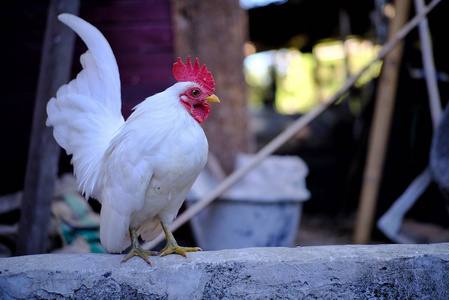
132,124,208,226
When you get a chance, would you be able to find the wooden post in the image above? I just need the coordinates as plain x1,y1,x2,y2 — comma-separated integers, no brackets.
170,0,253,173
353,0,411,244
414,0,442,126
16,0,79,255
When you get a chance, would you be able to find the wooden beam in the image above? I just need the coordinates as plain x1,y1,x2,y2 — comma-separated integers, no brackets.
16,0,79,255
170,0,253,173
353,0,411,244
414,0,442,126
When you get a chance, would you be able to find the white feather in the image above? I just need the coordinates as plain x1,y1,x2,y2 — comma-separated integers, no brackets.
46,14,124,199
47,14,209,254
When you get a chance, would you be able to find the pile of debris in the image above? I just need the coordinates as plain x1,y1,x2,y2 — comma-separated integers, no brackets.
0,174,105,257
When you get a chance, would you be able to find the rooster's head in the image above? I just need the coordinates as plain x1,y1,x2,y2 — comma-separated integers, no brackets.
172,57,220,123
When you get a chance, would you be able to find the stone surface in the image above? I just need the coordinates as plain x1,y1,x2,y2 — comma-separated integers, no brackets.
1,243,448,299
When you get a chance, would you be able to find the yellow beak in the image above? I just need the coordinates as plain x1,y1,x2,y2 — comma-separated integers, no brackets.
205,94,220,103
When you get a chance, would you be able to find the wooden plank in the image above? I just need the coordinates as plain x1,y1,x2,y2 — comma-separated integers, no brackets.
100,25,173,53
353,0,411,244
70,25,173,57
117,52,174,68
80,0,171,22
120,68,173,85
16,0,80,255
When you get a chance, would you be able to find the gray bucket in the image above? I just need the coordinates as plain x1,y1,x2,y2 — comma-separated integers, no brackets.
187,154,310,250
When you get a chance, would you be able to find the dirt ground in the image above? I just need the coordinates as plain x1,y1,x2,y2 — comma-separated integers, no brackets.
295,213,362,246
296,212,449,246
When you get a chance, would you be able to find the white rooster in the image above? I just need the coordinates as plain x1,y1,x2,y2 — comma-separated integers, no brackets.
46,14,219,264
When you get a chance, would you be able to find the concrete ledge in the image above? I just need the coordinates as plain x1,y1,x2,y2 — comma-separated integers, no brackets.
1,243,448,299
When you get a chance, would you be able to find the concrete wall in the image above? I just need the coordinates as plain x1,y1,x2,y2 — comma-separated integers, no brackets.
1,243,448,299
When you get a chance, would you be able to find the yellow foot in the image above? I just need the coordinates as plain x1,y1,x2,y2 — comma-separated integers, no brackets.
122,247,159,265
160,245,202,257
159,222,202,257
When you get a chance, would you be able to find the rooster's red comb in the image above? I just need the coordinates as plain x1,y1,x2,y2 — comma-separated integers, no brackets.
173,57,215,94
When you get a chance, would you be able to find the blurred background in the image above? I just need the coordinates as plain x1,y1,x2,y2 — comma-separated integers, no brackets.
1,0,448,256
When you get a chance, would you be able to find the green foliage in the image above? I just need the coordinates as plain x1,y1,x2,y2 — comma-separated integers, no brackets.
244,38,382,115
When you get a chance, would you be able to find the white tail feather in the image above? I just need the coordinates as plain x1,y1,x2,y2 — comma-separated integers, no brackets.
46,14,124,199
100,201,131,253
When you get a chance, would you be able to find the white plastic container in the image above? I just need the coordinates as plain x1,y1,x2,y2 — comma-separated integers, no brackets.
187,154,310,250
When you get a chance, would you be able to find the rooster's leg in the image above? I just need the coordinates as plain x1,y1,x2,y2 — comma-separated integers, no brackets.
122,227,158,264
160,222,202,257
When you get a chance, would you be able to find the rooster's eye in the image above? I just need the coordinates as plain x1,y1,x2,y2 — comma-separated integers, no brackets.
191,89,200,97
